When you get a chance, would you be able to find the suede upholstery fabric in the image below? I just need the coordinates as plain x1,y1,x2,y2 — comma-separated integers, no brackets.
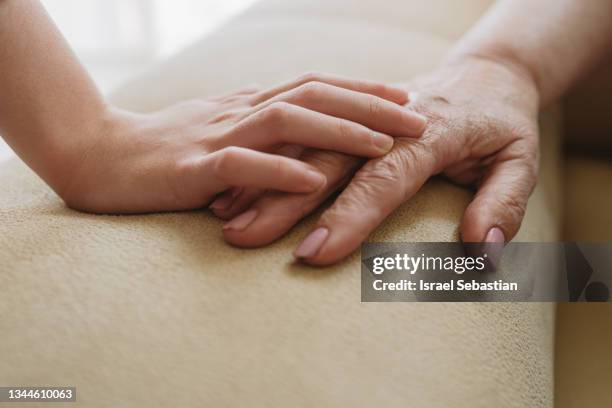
1,1,560,406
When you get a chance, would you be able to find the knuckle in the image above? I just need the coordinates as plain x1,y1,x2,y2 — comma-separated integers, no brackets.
213,146,243,177
395,139,436,174
484,193,526,228
208,110,239,124
356,156,407,200
173,156,199,179
297,71,324,84
503,195,527,228
362,156,405,184
505,194,527,218
259,102,292,125
296,81,327,101
504,141,539,188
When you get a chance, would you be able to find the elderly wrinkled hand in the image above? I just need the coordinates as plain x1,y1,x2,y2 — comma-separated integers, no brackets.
215,58,540,265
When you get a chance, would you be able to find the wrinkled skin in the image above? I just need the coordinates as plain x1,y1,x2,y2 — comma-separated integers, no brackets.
216,58,541,266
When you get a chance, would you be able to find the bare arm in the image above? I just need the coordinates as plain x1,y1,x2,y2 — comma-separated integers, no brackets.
0,0,108,194
449,0,612,106
0,0,426,213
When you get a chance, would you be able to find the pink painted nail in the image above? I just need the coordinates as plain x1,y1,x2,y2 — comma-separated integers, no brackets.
294,227,329,259
210,194,235,211
483,227,506,269
485,227,506,244
223,209,258,232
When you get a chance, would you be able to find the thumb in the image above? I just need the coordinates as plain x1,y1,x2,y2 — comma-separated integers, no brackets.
460,156,538,245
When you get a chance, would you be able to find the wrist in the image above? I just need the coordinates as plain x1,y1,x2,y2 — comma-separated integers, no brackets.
442,49,541,107
53,103,126,204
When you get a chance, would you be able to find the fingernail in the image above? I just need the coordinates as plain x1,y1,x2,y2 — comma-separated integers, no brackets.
388,86,409,103
223,209,258,232
483,227,506,270
210,194,235,211
403,111,428,134
485,227,505,244
373,133,395,153
294,227,329,259
304,170,327,190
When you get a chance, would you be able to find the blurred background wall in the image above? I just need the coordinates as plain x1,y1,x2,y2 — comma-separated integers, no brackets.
0,0,259,162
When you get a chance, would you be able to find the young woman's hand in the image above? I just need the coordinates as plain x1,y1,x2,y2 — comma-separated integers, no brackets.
59,74,427,213
214,58,540,265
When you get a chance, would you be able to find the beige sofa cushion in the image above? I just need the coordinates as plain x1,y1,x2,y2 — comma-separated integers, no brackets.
0,1,559,406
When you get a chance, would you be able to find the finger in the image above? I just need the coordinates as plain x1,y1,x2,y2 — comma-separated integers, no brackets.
251,82,427,138
222,151,362,245
196,147,327,197
224,102,397,158
231,84,262,95
251,72,409,105
294,139,438,266
210,187,265,220
209,145,304,219
207,84,262,101
460,154,538,245
209,186,245,212
444,158,489,186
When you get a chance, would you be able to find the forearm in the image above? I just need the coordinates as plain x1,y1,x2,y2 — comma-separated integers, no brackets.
0,0,109,195
447,0,612,106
